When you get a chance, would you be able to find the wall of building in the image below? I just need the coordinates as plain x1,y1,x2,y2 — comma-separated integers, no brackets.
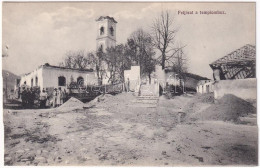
20,68,43,89
124,66,140,91
42,67,97,90
213,78,256,100
96,18,116,50
197,80,214,94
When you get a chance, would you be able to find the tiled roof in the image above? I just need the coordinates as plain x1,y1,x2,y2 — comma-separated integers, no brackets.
210,44,256,68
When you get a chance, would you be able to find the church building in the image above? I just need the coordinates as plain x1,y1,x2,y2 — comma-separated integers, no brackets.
95,16,117,84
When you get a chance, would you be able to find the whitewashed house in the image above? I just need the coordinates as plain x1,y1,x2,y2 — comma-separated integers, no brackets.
19,63,98,90
196,80,214,94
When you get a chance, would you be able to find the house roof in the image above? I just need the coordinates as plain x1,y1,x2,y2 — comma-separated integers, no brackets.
210,44,256,69
96,16,117,23
42,63,94,72
209,44,256,79
22,63,94,77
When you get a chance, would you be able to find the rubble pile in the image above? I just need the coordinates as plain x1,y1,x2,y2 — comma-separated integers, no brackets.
58,97,84,110
194,94,256,122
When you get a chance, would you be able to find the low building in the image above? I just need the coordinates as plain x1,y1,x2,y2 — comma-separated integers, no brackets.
196,80,214,94
19,63,98,91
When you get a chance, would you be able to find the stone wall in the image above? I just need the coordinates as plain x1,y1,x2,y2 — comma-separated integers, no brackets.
213,78,256,100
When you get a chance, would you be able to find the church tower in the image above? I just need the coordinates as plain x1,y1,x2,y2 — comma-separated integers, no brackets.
96,16,117,52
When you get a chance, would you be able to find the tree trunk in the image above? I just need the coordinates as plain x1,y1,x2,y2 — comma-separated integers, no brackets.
162,53,166,69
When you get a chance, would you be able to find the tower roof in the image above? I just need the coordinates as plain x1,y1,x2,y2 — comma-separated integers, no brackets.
96,16,117,23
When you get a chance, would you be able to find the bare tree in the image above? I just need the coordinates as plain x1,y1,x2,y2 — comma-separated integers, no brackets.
171,45,188,80
88,50,107,85
60,50,91,70
105,44,131,84
151,10,181,69
126,28,155,83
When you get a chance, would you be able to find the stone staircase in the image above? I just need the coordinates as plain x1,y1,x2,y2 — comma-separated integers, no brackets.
131,84,159,108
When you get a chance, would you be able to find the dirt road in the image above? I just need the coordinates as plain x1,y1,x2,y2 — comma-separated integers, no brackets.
4,93,257,166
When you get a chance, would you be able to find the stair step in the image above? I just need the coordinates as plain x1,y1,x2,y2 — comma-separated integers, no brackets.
127,104,157,108
138,96,159,98
137,97,159,100
136,101,158,103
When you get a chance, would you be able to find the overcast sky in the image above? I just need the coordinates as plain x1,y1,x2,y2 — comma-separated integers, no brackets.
2,2,255,79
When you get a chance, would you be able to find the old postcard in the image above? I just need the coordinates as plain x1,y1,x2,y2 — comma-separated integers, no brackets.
2,1,257,166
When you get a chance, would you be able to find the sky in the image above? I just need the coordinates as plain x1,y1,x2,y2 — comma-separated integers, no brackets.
2,2,256,79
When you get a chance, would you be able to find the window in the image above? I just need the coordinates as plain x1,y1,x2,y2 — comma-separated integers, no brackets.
99,44,103,52
31,78,33,87
58,76,66,86
77,76,84,87
35,77,38,86
100,26,104,35
110,27,114,36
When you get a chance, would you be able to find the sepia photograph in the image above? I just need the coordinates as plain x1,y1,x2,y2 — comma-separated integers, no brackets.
2,1,257,166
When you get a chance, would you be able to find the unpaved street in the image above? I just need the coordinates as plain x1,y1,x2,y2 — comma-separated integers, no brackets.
4,93,257,166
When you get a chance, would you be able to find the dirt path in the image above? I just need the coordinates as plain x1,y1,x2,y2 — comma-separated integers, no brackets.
4,93,258,166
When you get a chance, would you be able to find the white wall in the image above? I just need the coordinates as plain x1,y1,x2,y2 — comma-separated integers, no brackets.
20,66,98,90
42,67,97,89
196,80,214,94
124,66,140,91
214,78,256,100
96,18,116,50
196,81,214,94
20,67,43,89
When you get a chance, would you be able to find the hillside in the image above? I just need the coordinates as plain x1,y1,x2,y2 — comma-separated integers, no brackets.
2,70,20,91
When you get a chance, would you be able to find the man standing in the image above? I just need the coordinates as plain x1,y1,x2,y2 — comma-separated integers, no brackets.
62,89,67,104
28,88,34,108
56,87,61,107
21,88,27,108
126,78,130,92
39,89,48,108
52,88,57,108
59,88,65,105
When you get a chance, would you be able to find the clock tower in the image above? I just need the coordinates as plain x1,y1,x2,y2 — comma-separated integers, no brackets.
96,16,117,52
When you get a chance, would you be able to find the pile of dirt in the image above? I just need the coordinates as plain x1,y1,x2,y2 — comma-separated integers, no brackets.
58,97,84,109
196,93,215,104
193,94,256,122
